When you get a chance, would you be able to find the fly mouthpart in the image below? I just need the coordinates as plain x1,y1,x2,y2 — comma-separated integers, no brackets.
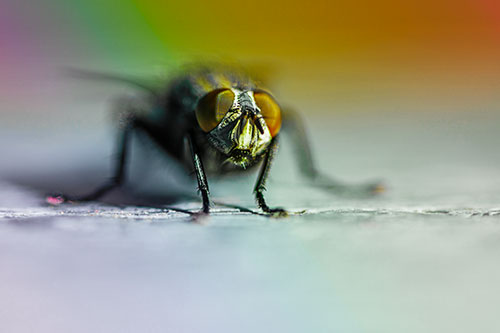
230,148,252,159
225,148,253,168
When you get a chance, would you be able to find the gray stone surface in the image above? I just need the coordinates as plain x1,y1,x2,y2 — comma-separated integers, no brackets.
1,109,500,332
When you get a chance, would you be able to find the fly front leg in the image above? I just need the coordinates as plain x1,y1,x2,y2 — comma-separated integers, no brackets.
282,108,384,195
254,137,288,218
187,133,211,214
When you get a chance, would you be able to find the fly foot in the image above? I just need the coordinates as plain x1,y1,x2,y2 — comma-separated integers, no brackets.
265,207,289,218
352,181,385,196
46,193,70,205
190,210,210,223
368,182,385,194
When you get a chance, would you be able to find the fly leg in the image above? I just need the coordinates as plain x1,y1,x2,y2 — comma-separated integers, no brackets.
282,108,384,195
47,118,134,204
254,138,288,217
187,133,211,214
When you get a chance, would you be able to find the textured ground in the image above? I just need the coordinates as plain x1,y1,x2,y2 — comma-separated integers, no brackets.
1,108,500,332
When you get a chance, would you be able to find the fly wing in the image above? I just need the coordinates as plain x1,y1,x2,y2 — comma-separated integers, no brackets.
62,67,162,96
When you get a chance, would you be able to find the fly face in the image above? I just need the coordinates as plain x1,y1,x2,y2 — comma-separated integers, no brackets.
195,88,282,168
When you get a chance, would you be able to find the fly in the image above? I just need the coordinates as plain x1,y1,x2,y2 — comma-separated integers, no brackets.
48,66,382,217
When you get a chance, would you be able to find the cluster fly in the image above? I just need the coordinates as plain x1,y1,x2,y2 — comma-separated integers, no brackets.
49,65,382,217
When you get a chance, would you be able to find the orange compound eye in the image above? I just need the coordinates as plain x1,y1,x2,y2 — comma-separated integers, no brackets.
254,92,282,137
195,89,235,132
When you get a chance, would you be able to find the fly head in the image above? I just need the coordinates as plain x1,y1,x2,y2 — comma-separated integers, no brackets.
195,88,282,168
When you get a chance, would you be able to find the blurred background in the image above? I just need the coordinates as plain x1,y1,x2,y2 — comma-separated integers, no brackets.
2,0,500,122
2,1,500,332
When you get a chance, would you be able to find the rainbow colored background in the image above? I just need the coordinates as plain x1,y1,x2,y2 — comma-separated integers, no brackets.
2,0,500,118
2,4,500,331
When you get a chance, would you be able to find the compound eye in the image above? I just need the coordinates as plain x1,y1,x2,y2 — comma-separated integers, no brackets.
195,89,235,132
254,92,282,137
